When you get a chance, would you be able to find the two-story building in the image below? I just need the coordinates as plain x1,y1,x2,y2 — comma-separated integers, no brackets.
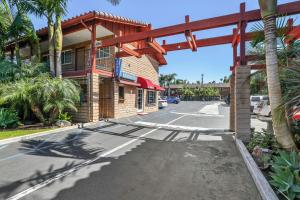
7,11,166,122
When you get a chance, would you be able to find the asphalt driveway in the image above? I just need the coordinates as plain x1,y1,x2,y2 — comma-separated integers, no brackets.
0,101,261,200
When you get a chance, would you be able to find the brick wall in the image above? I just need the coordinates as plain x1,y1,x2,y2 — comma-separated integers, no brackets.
113,81,138,118
234,66,251,142
122,55,160,84
67,78,89,122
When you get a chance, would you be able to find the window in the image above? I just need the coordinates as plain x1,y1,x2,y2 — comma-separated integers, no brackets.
119,86,125,101
61,50,72,65
96,47,110,59
80,84,88,103
147,91,156,105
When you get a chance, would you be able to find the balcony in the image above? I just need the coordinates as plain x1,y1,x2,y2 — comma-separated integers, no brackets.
60,47,115,77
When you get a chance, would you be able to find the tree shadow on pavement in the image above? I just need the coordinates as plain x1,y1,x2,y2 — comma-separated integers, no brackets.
0,130,106,199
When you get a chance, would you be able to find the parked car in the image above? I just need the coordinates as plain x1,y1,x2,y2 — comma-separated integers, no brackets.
167,96,180,104
251,96,269,113
158,98,168,109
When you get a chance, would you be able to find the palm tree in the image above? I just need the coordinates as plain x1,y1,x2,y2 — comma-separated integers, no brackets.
21,0,121,77
165,73,177,96
0,0,40,64
259,0,295,149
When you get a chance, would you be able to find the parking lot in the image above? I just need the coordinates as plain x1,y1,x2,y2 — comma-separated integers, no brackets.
0,101,260,200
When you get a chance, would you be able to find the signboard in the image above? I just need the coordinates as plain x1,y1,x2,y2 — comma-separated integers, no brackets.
115,58,122,78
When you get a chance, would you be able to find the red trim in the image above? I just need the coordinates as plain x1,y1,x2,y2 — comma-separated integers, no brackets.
62,70,89,77
119,79,141,87
94,68,113,77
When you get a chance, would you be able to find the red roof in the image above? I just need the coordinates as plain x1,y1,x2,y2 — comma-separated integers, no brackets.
37,11,148,36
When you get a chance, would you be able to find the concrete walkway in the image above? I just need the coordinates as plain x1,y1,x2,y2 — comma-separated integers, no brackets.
0,101,261,200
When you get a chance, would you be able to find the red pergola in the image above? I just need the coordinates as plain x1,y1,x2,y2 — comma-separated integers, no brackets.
94,1,300,73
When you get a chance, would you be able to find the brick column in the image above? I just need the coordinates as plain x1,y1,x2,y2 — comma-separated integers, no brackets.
235,65,251,142
230,73,236,131
89,73,100,122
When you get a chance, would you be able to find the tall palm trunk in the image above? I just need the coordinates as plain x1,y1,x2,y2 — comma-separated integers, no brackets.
48,21,55,76
55,14,62,79
259,0,295,149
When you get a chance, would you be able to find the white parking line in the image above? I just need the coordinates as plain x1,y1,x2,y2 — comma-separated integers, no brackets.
198,102,221,115
7,115,185,200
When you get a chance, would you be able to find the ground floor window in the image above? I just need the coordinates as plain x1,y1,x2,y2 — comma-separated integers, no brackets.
147,91,156,105
80,84,88,103
119,86,125,102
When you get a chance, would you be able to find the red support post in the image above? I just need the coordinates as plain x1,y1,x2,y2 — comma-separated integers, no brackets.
90,22,97,72
239,3,247,66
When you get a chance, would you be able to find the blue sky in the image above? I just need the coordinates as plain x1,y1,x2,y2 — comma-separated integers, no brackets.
30,0,295,83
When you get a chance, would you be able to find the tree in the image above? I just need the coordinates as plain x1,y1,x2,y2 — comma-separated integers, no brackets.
0,75,80,125
0,0,40,64
165,73,177,96
259,0,295,149
21,0,121,77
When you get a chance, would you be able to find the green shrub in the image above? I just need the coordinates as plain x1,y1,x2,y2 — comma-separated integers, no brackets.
58,112,72,122
247,130,277,152
0,108,19,129
270,151,300,200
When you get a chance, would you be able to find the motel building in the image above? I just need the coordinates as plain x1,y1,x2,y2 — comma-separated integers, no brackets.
6,11,166,122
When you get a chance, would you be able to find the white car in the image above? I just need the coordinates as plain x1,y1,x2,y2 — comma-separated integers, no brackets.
158,98,168,109
251,96,269,114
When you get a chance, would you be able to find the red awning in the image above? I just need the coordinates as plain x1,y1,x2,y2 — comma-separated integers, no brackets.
154,84,165,91
137,77,155,90
119,79,141,87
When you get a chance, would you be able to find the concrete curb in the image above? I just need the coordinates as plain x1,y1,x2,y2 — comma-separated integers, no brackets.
235,137,278,200
0,121,104,146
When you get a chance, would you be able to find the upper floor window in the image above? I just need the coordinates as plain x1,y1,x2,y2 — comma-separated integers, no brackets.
62,50,72,65
96,47,110,59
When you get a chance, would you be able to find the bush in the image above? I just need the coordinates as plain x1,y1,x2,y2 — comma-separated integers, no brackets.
58,112,72,122
247,129,277,152
270,151,300,200
0,108,19,129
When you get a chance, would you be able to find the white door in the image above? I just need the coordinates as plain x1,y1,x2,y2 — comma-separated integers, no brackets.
137,89,143,112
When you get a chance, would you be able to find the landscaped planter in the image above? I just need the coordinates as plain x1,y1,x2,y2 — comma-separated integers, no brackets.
235,137,278,200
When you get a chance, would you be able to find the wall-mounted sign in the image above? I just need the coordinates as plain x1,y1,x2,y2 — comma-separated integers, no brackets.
121,72,137,82
115,58,122,78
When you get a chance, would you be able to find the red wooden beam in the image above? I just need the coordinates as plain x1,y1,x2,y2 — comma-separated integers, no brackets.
285,26,300,44
100,1,300,48
250,64,266,70
119,44,141,58
184,30,197,51
91,22,97,72
147,38,166,55
239,3,247,66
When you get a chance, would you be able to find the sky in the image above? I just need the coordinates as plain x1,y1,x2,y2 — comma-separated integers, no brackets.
30,0,296,83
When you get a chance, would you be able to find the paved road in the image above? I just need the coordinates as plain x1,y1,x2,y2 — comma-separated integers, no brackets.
0,101,261,200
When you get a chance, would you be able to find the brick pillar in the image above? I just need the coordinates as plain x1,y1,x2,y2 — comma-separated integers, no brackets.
89,73,100,122
235,65,251,142
230,73,236,131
